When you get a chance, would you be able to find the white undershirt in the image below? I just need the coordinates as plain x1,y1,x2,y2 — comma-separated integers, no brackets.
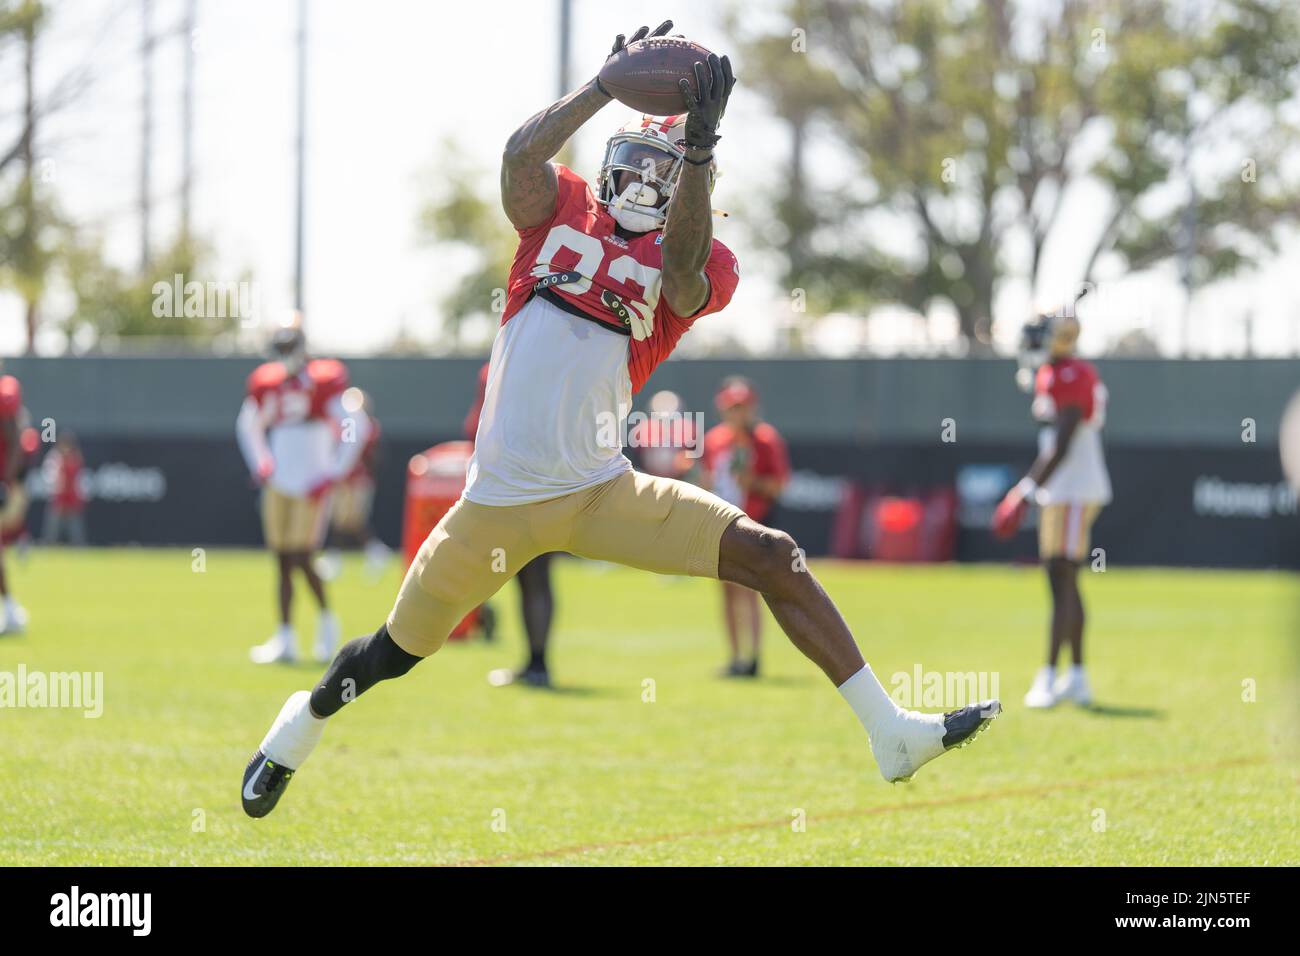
465,295,633,506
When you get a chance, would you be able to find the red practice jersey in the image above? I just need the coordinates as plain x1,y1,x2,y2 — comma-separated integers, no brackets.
1031,356,1112,505
702,422,791,523
0,375,22,477
246,359,349,428
503,164,740,393
630,414,699,479
1032,356,1104,426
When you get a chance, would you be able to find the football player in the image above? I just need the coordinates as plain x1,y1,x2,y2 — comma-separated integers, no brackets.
701,378,790,678
993,307,1112,708
41,431,88,545
236,315,371,664
0,371,28,633
241,22,999,818
316,388,393,581
4,401,41,553
630,389,699,482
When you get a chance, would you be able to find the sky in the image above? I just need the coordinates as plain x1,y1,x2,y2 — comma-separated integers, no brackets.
1,0,1297,359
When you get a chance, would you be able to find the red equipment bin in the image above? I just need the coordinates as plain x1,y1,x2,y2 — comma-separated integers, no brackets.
401,440,482,640
870,496,925,562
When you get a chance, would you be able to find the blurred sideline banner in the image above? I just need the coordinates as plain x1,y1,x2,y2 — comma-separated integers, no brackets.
22,435,1296,569
9,354,1296,567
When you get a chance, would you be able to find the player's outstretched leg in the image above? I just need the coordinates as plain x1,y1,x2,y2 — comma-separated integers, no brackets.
718,517,1000,783
242,623,420,817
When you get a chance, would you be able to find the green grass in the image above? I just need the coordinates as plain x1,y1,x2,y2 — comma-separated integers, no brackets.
0,548,1295,865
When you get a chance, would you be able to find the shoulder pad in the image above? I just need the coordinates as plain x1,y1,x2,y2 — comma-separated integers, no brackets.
308,358,348,391
247,362,286,397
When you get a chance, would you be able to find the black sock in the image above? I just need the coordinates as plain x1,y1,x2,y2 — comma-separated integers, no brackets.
310,624,421,718
517,554,554,672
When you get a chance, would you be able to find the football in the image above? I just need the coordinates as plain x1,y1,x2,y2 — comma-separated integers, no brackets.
599,36,715,117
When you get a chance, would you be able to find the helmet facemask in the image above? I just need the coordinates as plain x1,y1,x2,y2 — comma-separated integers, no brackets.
271,326,308,376
598,135,684,233
1015,312,1080,391
1015,318,1051,392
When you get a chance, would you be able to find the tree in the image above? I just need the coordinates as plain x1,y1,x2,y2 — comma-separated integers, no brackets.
58,235,244,351
731,0,1300,348
415,141,517,349
0,1,48,353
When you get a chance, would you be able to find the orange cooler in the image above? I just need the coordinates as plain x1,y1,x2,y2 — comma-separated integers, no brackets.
401,440,478,639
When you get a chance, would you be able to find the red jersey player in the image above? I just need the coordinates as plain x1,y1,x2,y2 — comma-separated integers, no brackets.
702,378,790,677
316,388,393,581
42,432,88,545
236,315,371,664
993,308,1111,708
0,372,28,633
242,21,999,819
630,389,699,481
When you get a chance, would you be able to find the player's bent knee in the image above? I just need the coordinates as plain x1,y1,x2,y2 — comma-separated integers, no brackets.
730,519,801,592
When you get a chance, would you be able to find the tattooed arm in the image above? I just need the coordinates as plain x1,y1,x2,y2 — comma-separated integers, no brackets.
500,22,675,231
661,52,735,317
500,80,611,231
660,147,717,316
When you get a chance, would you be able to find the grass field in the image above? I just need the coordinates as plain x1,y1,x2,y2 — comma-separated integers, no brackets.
0,548,1296,866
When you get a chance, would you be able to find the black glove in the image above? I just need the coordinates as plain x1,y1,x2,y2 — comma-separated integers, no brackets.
596,20,674,97
679,53,735,150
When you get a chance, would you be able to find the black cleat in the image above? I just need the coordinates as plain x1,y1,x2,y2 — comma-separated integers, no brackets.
941,699,1002,750
487,664,552,689
518,664,551,688
718,659,755,679
242,749,295,818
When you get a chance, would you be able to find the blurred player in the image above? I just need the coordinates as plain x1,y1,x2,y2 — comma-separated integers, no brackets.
3,403,40,557
993,308,1112,708
467,362,556,688
42,432,88,545
701,378,790,677
630,389,699,482
236,315,371,664
242,22,999,818
0,372,28,633
316,388,393,581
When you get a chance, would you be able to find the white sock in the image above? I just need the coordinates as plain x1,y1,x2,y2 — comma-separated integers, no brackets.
260,690,326,769
4,596,18,616
838,663,903,738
